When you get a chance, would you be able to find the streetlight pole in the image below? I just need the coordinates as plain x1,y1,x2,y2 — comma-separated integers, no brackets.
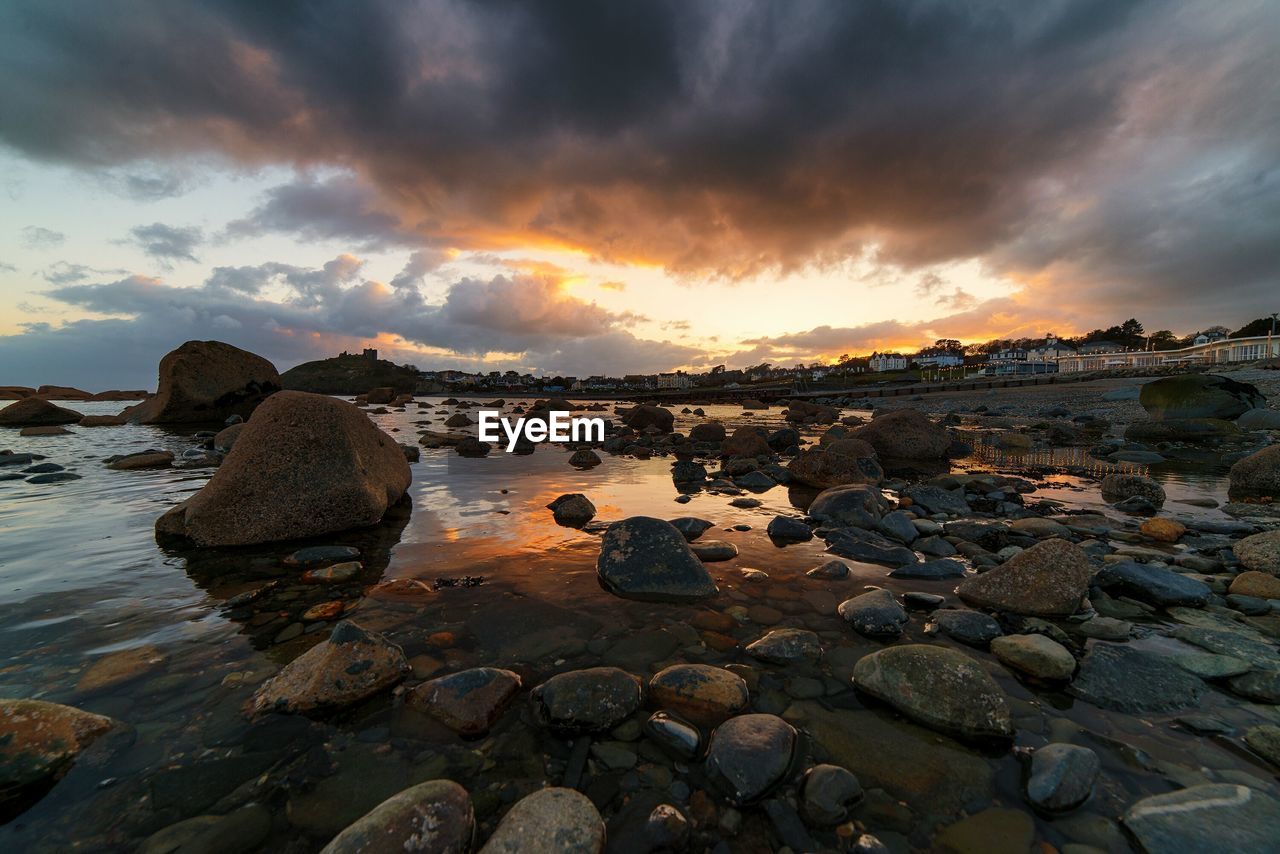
1269,312,1278,358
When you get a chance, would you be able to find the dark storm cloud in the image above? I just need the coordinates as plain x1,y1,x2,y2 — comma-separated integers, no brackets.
126,223,204,265
0,0,1276,327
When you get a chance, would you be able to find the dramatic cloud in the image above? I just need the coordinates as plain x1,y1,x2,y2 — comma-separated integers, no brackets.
126,223,203,265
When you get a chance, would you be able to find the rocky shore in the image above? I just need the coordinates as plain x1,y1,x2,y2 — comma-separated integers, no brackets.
3,341,1280,852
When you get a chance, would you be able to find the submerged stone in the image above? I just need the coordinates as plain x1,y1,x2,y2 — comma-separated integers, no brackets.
597,517,718,602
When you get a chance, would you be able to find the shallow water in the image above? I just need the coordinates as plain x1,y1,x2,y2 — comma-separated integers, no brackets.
1,398,1277,851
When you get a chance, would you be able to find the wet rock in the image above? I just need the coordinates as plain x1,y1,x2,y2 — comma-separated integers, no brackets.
1100,473,1165,507
156,392,410,547
800,764,863,826
480,787,605,853
1233,529,1280,575
246,621,409,716
745,628,823,664
877,510,918,544
1124,784,1280,854
640,803,689,851
991,634,1075,681
1124,418,1241,443
105,450,174,470
19,425,71,436
734,470,775,490
689,421,726,443
1075,615,1131,640
852,644,1013,739
806,559,849,579
931,609,1003,647
455,436,491,457
1227,669,1280,703
669,517,714,542
852,409,950,464
531,667,644,735
1069,643,1204,713
649,664,749,725
643,711,702,760
569,449,601,468
671,460,707,483
1009,517,1069,538
1139,517,1186,543
77,415,126,427
321,779,474,854
406,667,522,737
212,422,245,453
548,493,596,527
1244,724,1280,768
597,517,718,602
889,558,965,579
934,807,1033,854
837,589,908,638
124,340,280,424
704,714,799,806
690,540,737,562
1139,373,1265,420
956,538,1092,616
26,471,81,483
902,484,969,516
1095,561,1211,608
825,528,917,567
1168,650,1250,679
1229,570,1280,598
1238,408,1280,430
0,699,118,814
76,645,166,694
444,413,473,428
786,443,884,489
766,515,813,543
0,397,83,427
722,426,770,458
807,483,888,526
1229,445,1280,497
623,404,674,433
284,545,361,568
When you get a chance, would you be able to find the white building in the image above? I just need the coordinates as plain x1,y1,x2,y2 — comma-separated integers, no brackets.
656,371,692,390
914,351,964,367
1058,335,1279,373
869,352,908,372
1027,335,1076,361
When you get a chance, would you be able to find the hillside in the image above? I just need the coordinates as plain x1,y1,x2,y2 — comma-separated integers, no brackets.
280,354,420,395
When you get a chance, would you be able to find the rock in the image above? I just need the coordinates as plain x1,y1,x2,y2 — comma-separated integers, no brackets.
1025,744,1100,813
19,425,71,436
1139,373,1265,420
852,644,1013,739
156,392,410,547
1229,445,1280,497
283,545,361,567
0,700,118,814
704,714,798,806
365,387,395,405
767,427,801,450
530,667,644,735
124,340,280,424
1095,561,1211,607
1229,570,1280,598
212,422,245,453
722,426,770,458
76,645,166,694
455,437,491,457
1069,643,1204,713
744,628,823,664
406,667,522,736
877,510,918,543
1227,668,1280,703
689,421,726,443
837,589,908,638
479,787,605,854
597,517,718,602
643,711,702,760
1076,616,1131,640
320,780,474,854
825,528,918,567
1009,517,1070,538
106,450,174,470
0,397,83,426
641,804,689,851
1169,650,1250,679
1233,530,1280,575
787,440,885,490
77,414,126,427
1100,473,1165,506
649,664,749,725
956,538,1092,616
1244,724,1280,768
931,609,1002,647
786,400,839,423
740,399,769,410
766,515,813,542
671,459,707,483
1237,408,1280,430
1124,784,1280,854
990,634,1076,681
690,540,737,562
995,431,1033,451
622,404,674,433
807,484,888,526
245,621,409,716
1139,517,1186,542
800,764,863,826
1124,418,1241,443
934,808,1034,854
669,517,714,542
548,493,596,527
734,470,775,490
902,484,969,516
806,559,850,579
569,449,601,468
889,558,965,579
852,409,950,463
26,470,81,482
444,413,473,428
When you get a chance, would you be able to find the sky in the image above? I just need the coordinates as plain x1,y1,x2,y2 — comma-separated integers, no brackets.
0,0,1277,389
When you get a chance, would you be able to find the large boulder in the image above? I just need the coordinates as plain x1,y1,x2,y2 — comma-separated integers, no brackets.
956,538,1093,616
622,404,674,432
806,484,888,526
365,387,395,405
786,440,883,489
155,391,410,546
320,780,474,854
124,340,281,424
1139,373,1265,421
1234,530,1280,576
0,397,83,427
1,700,118,815
1229,445,1280,498
722,426,770,458
852,409,950,463
689,421,726,443
596,517,718,602
479,787,605,854
785,400,838,424
1124,784,1280,854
